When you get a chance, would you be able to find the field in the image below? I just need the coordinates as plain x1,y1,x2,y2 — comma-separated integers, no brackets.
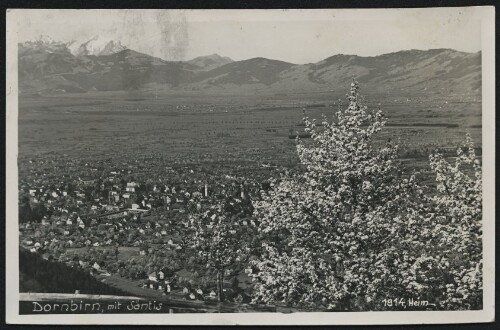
18,89,482,173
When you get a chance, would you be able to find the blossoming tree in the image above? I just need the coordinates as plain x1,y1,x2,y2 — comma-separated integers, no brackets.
250,82,418,309
250,81,482,310
189,191,251,302
405,135,482,310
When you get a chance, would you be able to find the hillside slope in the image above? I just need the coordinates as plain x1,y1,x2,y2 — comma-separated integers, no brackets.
18,38,481,96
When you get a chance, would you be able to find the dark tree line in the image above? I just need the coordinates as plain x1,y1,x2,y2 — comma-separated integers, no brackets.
19,195,49,223
19,248,130,296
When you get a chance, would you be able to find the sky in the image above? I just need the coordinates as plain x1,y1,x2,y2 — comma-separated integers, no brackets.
9,8,482,64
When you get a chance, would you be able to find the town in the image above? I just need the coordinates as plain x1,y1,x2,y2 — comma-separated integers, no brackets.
18,153,281,303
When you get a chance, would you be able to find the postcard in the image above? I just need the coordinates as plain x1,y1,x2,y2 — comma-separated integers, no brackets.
5,7,495,325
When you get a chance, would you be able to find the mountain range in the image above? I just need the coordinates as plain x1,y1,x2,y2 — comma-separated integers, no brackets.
18,36,481,95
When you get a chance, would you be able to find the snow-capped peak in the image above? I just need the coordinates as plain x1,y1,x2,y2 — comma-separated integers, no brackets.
21,36,128,57
36,34,57,44
20,35,68,54
99,40,127,56
70,36,127,57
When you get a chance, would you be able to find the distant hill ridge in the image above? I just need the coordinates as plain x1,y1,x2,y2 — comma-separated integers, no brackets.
18,37,481,95
186,53,234,71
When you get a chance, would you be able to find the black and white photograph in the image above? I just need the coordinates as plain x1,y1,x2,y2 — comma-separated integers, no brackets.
5,7,495,325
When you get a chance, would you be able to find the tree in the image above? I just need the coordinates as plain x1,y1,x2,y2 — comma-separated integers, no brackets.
189,195,247,302
408,134,482,310
250,81,424,310
250,82,482,311
19,195,33,223
30,203,48,223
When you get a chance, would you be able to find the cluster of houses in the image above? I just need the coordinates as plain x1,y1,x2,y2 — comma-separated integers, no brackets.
21,212,187,252
18,155,266,303
20,189,254,260
140,269,220,301
19,152,275,229
21,166,245,223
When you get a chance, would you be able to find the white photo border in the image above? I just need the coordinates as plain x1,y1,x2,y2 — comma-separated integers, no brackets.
5,6,495,325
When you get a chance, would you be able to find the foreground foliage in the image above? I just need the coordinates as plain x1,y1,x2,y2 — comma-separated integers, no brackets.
250,82,482,310
189,189,253,302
